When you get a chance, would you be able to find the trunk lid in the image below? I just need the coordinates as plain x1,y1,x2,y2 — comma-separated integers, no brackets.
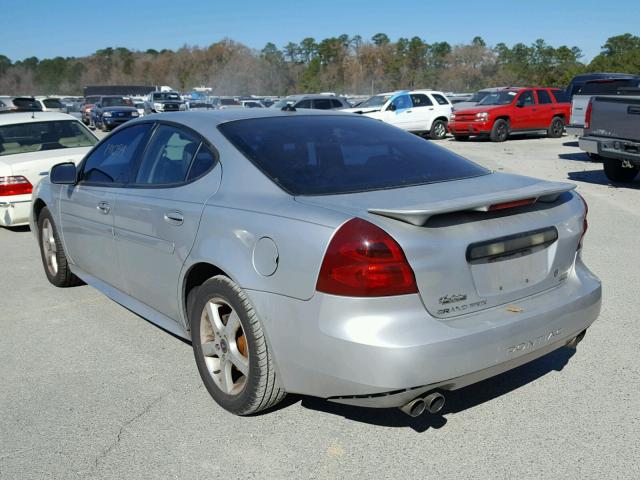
297,173,583,318
1,147,90,190
589,96,640,140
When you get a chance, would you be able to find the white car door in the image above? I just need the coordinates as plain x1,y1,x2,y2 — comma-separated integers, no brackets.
379,94,414,130
405,93,436,131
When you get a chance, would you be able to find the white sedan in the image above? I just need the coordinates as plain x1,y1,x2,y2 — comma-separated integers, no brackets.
0,112,97,227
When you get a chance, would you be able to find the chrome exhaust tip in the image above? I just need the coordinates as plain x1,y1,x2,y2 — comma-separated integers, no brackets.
566,330,587,350
400,398,427,417
399,392,445,417
424,392,445,414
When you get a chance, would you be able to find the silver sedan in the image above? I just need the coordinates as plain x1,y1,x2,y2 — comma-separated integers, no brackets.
30,109,601,417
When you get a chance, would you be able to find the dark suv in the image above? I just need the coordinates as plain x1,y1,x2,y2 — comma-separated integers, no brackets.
91,96,139,132
0,96,43,113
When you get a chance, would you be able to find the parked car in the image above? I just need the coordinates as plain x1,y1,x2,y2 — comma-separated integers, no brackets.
270,94,350,110
449,87,570,142
450,87,512,111
565,72,638,99
60,97,84,114
0,112,97,227
344,90,452,139
240,100,265,108
218,97,242,109
579,90,640,183
0,96,43,113
91,96,140,132
30,110,600,417
566,78,640,137
81,96,100,125
144,91,185,113
34,97,64,113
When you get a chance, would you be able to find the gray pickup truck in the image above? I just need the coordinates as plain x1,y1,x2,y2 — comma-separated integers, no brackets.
579,91,640,182
566,77,639,137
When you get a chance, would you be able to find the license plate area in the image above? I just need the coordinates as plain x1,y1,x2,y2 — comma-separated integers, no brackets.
467,227,558,296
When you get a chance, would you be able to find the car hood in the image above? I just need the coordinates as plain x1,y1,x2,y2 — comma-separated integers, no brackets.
101,106,138,112
453,104,509,115
451,101,478,111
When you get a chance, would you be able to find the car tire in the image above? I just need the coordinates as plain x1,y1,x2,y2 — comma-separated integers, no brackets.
429,119,447,140
190,275,286,415
603,158,639,183
547,116,565,138
453,135,469,141
37,207,82,288
490,119,509,142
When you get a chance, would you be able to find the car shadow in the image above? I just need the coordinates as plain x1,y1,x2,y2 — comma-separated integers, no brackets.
563,140,579,147
3,225,30,233
558,152,594,163
568,169,640,189
266,347,576,433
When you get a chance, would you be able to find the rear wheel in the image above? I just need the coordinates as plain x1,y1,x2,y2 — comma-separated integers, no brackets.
190,276,285,415
547,116,565,138
490,119,509,142
37,207,82,288
429,119,447,140
603,158,639,183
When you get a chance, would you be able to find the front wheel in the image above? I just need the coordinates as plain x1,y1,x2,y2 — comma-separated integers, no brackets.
547,116,565,138
190,276,286,415
490,119,510,142
603,158,639,183
429,119,447,140
37,207,82,287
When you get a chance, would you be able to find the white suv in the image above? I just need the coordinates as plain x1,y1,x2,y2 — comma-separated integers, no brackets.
344,90,452,139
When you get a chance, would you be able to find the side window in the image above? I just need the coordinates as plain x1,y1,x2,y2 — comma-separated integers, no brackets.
517,90,535,107
81,123,152,184
537,90,552,104
409,94,433,107
431,94,449,105
187,146,216,181
313,98,333,110
295,99,312,109
390,94,412,110
330,99,344,109
551,89,569,103
134,125,201,185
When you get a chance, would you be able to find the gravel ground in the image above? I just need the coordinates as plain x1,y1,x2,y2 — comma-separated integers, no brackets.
1,132,638,480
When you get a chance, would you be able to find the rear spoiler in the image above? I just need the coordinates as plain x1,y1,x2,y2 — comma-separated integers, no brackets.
369,182,575,226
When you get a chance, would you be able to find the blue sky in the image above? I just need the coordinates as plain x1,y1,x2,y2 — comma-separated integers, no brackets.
1,0,638,62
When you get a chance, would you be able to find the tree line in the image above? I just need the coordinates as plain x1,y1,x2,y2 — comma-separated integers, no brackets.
1,33,639,96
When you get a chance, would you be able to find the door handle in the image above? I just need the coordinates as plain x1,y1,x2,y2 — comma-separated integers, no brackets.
97,201,111,214
164,210,184,225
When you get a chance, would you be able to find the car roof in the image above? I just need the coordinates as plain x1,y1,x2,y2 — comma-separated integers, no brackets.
287,94,342,100
0,111,79,126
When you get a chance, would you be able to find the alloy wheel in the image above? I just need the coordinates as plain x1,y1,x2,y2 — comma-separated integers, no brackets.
200,298,249,396
41,218,58,276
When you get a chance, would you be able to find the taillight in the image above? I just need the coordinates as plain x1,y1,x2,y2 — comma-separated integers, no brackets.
584,100,593,130
0,176,32,196
577,193,588,250
316,218,418,297
488,197,536,211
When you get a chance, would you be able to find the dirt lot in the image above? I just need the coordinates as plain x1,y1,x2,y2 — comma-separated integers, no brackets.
1,133,638,479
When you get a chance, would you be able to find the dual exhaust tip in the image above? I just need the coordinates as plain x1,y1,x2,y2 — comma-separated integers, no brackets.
400,392,445,417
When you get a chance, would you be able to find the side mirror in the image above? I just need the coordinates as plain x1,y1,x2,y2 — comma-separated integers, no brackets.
50,162,77,185
387,103,397,112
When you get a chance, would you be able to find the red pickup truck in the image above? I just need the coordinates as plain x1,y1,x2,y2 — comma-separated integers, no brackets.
449,87,570,142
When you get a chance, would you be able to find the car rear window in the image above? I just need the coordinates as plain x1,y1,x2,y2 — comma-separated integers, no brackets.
551,89,570,103
219,115,489,195
0,120,97,157
577,79,640,95
43,98,62,108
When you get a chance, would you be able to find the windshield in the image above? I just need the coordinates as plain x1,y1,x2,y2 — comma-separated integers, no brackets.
219,115,488,195
357,95,393,109
153,92,181,101
478,91,517,106
102,97,131,107
0,120,97,157
469,91,492,103
271,98,295,108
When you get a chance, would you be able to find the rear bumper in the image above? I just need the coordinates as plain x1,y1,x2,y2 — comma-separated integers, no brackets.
580,135,640,166
0,196,31,227
566,124,584,137
449,120,491,136
246,258,601,407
